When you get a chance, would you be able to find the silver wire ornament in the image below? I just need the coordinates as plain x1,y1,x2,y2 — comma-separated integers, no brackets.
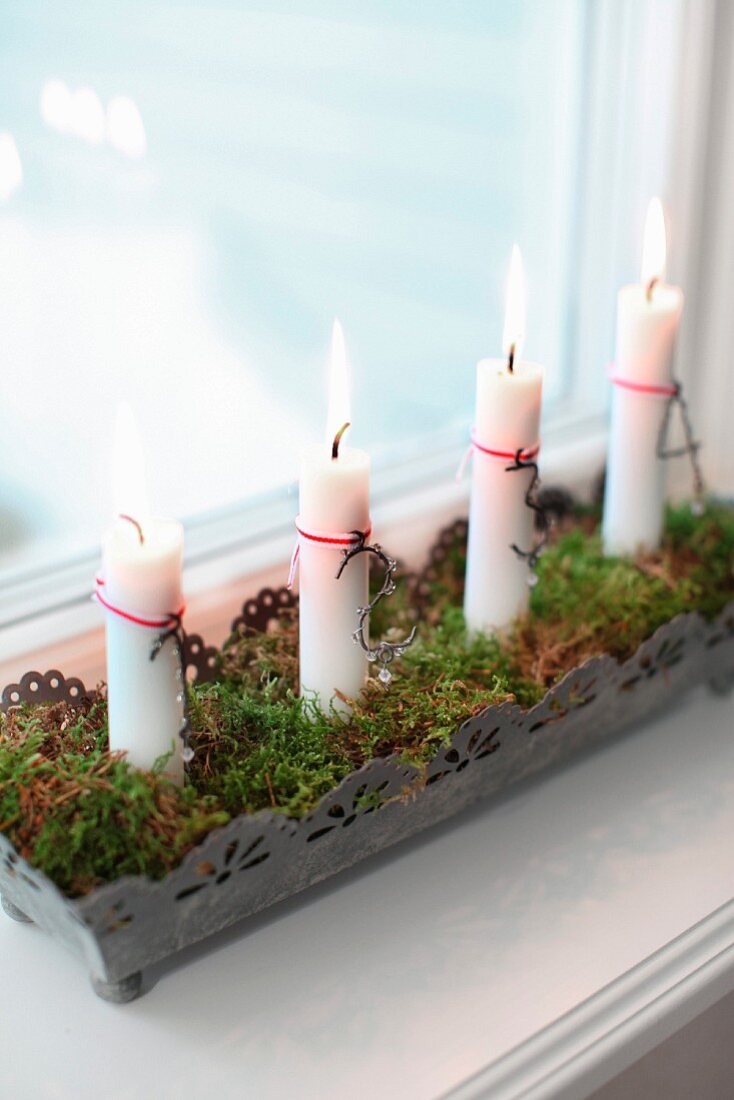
505,448,551,585
335,531,417,686
150,614,195,764
656,380,705,513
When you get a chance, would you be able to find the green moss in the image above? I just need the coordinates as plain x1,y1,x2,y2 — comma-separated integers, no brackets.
510,501,734,681
1,499,733,896
0,712,229,895
187,685,353,818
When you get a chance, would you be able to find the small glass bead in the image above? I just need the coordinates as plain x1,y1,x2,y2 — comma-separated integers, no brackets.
691,499,705,516
182,745,195,763
378,666,392,685
527,571,539,588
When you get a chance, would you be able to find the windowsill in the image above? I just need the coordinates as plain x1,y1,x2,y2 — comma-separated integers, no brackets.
2,674,732,1097
0,417,608,687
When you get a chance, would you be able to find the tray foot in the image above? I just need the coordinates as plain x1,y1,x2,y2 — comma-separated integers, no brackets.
1,895,32,923
709,670,734,696
91,971,143,1004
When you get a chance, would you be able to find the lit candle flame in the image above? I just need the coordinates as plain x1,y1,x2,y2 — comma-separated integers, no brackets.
640,197,667,288
502,244,526,365
113,401,150,530
326,317,351,450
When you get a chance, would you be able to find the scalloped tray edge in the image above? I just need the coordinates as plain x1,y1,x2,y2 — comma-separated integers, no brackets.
1,599,733,1000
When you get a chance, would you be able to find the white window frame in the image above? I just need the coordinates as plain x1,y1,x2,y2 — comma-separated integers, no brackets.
670,1,734,497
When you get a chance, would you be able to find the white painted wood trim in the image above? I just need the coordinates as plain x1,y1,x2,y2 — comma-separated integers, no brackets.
445,898,734,1100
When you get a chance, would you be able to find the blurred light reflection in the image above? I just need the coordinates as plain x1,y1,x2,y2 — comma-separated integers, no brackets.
107,96,146,159
70,86,106,145
40,78,73,133
0,134,22,201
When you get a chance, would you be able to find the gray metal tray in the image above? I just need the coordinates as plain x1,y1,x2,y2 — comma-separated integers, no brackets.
2,533,733,1002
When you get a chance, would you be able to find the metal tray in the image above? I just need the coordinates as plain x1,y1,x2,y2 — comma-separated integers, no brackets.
2,525,733,1002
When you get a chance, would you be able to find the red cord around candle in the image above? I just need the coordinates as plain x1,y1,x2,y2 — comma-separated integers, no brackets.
456,431,540,482
608,363,678,397
287,519,373,590
471,433,540,462
93,577,185,629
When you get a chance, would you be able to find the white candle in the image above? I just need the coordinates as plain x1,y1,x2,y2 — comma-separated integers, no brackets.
464,246,544,635
297,321,370,715
97,405,186,783
602,198,684,556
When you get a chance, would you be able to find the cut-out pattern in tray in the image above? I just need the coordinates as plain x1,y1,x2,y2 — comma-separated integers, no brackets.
1,520,733,1002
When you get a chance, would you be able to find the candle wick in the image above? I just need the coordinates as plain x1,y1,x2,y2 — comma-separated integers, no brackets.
332,421,351,460
119,513,145,546
507,343,515,374
646,277,659,303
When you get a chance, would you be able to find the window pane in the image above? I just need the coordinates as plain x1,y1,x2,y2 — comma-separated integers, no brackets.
0,1,583,575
